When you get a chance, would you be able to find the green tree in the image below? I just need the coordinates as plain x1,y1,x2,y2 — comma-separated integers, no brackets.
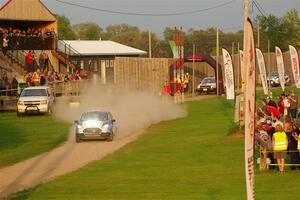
106,24,139,38
57,15,77,40
282,9,300,49
72,23,103,40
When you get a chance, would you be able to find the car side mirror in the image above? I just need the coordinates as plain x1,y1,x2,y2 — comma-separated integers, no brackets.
112,119,116,123
74,120,79,124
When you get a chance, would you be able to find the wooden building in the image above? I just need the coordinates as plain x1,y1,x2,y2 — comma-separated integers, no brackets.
0,0,57,50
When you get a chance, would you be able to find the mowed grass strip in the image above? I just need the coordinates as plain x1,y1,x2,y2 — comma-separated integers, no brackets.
11,97,300,200
12,97,249,200
0,113,70,168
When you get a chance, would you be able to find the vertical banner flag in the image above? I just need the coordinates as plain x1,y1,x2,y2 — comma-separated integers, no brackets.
222,48,235,99
244,18,255,200
275,46,285,91
289,45,300,88
239,50,245,121
255,48,268,95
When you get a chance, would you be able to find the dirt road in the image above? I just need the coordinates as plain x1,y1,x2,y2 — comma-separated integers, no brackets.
0,130,144,199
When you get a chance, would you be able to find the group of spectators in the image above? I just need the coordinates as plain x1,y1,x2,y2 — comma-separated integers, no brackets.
0,69,18,96
23,69,82,88
256,92,300,172
26,50,49,73
0,68,82,97
1,27,56,53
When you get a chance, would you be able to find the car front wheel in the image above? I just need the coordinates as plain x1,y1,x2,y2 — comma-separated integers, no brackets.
107,132,114,142
76,135,81,143
16,110,22,117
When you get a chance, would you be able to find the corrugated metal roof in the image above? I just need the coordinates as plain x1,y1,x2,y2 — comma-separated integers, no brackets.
61,40,147,56
0,0,56,21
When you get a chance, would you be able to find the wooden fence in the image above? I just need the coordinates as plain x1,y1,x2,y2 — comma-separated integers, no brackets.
114,57,169,94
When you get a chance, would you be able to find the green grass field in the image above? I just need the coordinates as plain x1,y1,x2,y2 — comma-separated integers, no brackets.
0,113,70,168
8,97,300,200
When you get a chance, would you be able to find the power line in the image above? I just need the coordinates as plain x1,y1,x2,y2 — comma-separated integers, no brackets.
55,0,237,17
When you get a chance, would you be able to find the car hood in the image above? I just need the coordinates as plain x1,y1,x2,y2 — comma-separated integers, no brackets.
199,83,216,87
18,96,48,101
81,120,104,128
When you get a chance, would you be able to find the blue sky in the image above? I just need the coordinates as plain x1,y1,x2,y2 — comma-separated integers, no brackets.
1,0,299,36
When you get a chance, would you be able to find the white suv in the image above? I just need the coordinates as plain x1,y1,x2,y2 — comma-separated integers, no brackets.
17,86,54,116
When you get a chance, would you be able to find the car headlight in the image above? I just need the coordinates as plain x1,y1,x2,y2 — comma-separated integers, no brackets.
77,124,83,129
17,101,24,106
197,85,200,89
40,100,47,105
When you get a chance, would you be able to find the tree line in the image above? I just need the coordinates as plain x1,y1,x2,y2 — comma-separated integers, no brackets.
57,9,300,58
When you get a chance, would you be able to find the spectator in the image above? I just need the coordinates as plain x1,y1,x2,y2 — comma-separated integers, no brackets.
283,95,290,117
272,124,288,173
290,123,300,170
40,73,46,86
2,35,9,55
10,73,18,96
26,50,34,72
32,69,40,86
267,97,277,108
289,91,298,121
0,73,8,96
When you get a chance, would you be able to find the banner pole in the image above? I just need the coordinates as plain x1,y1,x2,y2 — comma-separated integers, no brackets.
216,28,219,96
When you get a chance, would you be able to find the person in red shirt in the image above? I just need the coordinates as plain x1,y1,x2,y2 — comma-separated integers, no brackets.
163,82,171,95
27,50,34,72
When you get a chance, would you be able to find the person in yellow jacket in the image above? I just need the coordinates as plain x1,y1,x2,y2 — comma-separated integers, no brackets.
272,124,288,172
31,69,41,86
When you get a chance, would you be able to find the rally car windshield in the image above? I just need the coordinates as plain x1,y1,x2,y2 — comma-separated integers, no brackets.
80,112,108,122
202,78,215,84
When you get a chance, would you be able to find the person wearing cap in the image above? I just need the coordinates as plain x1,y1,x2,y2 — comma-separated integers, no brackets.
267,97,277,108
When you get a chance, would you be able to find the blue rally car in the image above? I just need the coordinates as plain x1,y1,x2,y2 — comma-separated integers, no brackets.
75,111,117,143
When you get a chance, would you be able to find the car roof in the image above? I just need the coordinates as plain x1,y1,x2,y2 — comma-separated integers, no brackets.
82,111,110,115
23,86,50,90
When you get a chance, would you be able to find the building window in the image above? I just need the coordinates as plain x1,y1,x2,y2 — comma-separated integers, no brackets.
106,60,110,68
110,60,114,68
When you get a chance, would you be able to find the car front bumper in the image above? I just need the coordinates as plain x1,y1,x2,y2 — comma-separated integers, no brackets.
17,104,49,113
196,87,216,93
76,132,112,140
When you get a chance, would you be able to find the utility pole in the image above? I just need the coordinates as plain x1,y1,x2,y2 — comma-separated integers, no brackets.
268,40,271,97
232,42,235,89
216,28,219,96
148,30,152,58
240,0,249,127
192,43,195,97
237,42,240,93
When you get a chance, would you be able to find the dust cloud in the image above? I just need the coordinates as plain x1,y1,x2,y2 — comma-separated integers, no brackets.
54,83,187,138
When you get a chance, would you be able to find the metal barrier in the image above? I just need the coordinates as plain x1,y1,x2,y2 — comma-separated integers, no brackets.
258,149,300,170
0,81,86,110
